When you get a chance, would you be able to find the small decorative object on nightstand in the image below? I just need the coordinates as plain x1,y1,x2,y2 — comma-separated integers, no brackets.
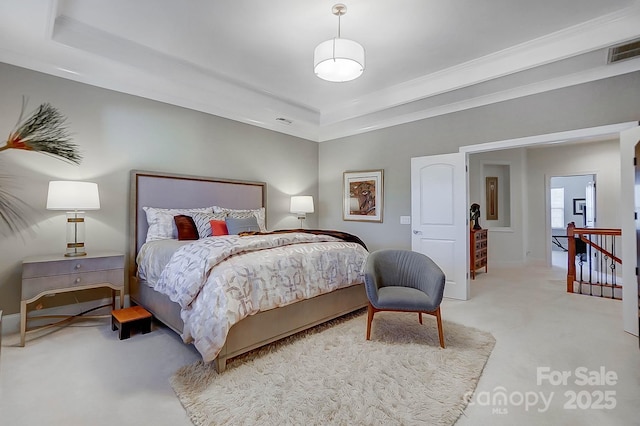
111,306,152,340
20,251,124,346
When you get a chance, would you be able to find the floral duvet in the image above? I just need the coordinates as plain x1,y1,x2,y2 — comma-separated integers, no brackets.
149,232,368,362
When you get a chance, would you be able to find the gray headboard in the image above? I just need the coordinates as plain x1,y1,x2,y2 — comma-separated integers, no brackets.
128,170,266,278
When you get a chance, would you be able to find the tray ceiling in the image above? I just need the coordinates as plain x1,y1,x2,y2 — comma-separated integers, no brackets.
1,0,640,141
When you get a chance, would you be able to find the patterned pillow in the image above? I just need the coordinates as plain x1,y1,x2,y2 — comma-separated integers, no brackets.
225,216,261,235
174,215,199,240
212,206,266,232
191,212,227,238
143,206,213,242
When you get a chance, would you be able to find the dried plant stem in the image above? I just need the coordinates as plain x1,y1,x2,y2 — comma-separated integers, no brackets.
0,98,82,236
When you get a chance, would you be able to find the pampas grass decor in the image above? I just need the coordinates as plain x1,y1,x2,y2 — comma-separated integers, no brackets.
0,97,81,235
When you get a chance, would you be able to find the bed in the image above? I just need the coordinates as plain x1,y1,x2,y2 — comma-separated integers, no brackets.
128,170,368,372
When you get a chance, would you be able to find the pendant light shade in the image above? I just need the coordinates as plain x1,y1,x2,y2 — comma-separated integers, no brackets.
314,38,365,82
314,4,365,82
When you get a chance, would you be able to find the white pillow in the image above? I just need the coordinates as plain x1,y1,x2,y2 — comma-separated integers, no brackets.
191,211,227,238
143,206,213,242
212,206,266,232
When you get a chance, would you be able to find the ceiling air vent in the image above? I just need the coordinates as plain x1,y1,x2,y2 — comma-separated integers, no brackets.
608,39,640,64
275,117,292,125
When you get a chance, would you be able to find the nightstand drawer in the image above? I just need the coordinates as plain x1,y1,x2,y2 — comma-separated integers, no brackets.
22,255,124,279
21,269,124,301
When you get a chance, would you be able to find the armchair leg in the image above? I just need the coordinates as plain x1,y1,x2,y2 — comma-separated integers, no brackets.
366,303,375,340
418,312,423,324
435,307,445,348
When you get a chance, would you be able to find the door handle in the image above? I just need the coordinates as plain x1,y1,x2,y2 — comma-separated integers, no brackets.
413,230,422,235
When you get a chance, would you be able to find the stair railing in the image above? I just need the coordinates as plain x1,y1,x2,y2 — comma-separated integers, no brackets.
566,222,622,299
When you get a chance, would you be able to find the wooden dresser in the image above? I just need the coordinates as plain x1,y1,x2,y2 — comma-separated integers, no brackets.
470,229,488,279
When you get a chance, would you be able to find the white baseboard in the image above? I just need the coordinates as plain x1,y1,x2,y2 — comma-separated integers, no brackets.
489,259,527,267
525,257,547,267
1,295,130,337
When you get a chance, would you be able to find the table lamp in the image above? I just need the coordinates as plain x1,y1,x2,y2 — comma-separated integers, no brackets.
46,181,100,257
290,195,314,228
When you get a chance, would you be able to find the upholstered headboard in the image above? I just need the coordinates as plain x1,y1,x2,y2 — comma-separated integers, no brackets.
128,170,266,278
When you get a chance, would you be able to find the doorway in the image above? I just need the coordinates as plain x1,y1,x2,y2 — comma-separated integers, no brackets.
549,174,596,269
459,121,638,336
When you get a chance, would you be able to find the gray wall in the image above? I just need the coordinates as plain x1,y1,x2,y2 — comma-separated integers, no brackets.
2,63,639,316
319,72,640,256
0,62,319,315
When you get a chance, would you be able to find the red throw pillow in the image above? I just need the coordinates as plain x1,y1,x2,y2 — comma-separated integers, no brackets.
210,219,229,236
174,215,199,240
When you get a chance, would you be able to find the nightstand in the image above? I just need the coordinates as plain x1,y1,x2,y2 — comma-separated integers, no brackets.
20,251,125,346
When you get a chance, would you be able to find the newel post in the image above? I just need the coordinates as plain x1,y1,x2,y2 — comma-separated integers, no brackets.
566,222,576,293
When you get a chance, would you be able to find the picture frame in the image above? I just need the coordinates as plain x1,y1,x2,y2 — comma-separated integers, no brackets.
573,198,586,215
343,170,383,222
485,176,498,220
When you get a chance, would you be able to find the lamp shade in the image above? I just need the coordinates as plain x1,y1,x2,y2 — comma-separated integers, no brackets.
314,38,365,82
46,181,100,210
290,196,314,214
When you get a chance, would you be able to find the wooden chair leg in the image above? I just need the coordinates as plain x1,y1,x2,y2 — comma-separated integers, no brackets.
435,307,445,348
418,312,423,324
366,303,375,340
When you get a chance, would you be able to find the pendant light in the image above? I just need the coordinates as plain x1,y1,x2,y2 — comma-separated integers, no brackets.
314,4,365,82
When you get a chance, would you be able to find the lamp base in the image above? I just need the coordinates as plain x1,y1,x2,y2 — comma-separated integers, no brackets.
65,211,87,257
64,252,87,257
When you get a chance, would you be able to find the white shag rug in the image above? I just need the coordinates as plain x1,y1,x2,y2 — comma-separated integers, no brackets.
170,310,495,426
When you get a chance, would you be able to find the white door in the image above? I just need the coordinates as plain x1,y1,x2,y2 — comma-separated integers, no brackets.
620,125,640,337
411,153,468,300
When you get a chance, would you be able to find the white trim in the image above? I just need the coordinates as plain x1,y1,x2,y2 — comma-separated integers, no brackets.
488,227,514,233
318,59,640,142
320,4,640,126
2,4,640,143
459,122,638,153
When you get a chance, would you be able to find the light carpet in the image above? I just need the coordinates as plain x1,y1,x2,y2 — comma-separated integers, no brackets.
170,310,496,426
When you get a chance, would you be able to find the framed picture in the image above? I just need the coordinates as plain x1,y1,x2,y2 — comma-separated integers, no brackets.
485,176,498,220
343,170,383,222
573,198,586,215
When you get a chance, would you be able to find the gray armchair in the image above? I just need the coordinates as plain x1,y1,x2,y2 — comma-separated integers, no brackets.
364,249,446,348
